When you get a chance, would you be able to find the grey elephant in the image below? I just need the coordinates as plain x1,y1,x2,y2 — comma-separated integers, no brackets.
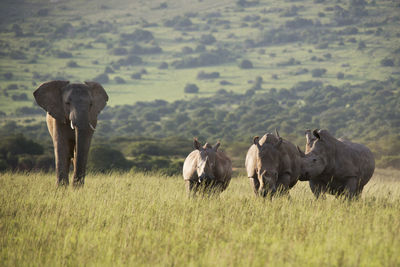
299,129,375,198
245,130,302,197
33,80,108,186
183,138,232,196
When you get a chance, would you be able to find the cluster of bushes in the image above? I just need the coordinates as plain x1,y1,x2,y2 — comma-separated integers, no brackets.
0,134,53,172
171,49,235,69
0,132,188,175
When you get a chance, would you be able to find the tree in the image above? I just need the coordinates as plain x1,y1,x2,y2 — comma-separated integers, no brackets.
88,146,131,172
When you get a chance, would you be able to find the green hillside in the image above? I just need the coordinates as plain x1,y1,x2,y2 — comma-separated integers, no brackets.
0,0,399,112
0,0,399,171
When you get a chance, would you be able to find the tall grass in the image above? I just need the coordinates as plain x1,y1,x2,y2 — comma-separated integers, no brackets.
1,169,399,266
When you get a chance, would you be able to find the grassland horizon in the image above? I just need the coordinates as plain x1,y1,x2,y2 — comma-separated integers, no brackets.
1,169,399,266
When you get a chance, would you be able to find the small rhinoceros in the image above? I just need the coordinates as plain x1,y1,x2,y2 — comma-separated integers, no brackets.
299,129,375,199
245,130,302,197
183,138,232,196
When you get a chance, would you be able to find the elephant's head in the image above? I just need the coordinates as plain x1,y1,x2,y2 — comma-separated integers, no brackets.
33,80,108,130
253,132,282,196
193,138,220,184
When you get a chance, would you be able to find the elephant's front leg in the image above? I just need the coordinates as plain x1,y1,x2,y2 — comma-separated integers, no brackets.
53,136,73,186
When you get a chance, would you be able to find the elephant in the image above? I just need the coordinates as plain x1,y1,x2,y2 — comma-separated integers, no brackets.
245,130,302,197
33,80,108,186
298,129,375,199
183,138,232,196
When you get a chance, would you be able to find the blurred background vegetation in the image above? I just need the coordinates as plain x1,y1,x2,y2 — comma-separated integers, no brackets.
0,0,399,174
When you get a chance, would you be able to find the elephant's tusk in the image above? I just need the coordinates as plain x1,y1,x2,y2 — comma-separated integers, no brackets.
89,123,96,131
70,121,74,130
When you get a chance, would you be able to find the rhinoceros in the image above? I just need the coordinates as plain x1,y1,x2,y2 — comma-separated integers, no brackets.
183,138,232,195
245,130,302,197
299,129,375,198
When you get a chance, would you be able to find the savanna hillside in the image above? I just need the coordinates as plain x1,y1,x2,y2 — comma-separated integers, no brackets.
0,0,399,172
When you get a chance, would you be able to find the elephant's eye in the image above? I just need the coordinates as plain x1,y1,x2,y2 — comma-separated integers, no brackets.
65,102,70,105
313,158,317,162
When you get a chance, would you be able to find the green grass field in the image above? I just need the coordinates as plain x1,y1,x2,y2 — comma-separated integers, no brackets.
1,169,399,266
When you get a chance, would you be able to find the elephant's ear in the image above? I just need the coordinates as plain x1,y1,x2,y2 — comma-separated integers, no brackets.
85,81,109,125
33,80,69,122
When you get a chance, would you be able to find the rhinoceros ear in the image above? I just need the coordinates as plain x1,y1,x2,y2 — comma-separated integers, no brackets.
193,138,202,150
253,136,262,150
274,137,283,149
275,128,280,138
213,141,220,151
313,129,321,139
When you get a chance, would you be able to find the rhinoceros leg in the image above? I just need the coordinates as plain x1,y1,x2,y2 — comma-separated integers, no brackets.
249,177,260,196
185,180,200,197
309,180,326,199
344,177,360,199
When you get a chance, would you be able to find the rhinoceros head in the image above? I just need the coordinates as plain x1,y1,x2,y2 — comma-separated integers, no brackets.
300,129,333,179
193,138,220,183
253,132,282,196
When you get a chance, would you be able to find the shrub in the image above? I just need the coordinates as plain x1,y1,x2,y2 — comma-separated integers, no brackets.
184,83,199,94
120,29,154,43
104,66,114,73
114,55,143,67
130,44,162,54
285,17,314,29
12,93,28,101
199,34,216,45
34,154,54,172
171,49,233,69
311,68,327,77
197,71,220,80
0,134,44,156
54,50,72,58
114,76,125,84
358,40,366,50
66,60,79,68
158,62,168,69
220,80,233,85
6,84,18,90
381,58,394,67
4,72,13,80
111,47,128,55
93,73,109,84
163,16,193,29
337,72,345,79
181,46,194,54
10,51,27,60
88,146,131,172
37,8,49,16
15,107,43,116
239,59,253,69
131,73,142,80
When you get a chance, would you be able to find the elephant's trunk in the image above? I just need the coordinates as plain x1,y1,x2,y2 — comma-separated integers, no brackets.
73,126,93,186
